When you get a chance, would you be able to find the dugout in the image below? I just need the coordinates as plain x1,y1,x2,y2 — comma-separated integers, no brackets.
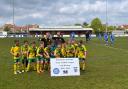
28,26,93,37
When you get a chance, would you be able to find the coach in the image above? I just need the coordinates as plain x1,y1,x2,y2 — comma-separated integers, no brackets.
40,32,52,47
52,32,65,46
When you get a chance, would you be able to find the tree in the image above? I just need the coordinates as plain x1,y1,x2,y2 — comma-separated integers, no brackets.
107,26,116,32
117,27,125,30
101,24,106,32
82,22,90,28
4,26,11,32
91,18,103,34
74,23,82,26
83,22,88,26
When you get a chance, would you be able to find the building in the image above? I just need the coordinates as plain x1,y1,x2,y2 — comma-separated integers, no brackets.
4,24,14,29
118,25,128,30
3,24,39,32
29,26,93,37
0,26,4,31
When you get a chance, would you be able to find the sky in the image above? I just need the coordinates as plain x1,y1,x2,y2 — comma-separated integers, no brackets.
0,0,128,26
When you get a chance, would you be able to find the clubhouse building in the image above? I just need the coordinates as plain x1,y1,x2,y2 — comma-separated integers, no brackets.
29,26,93,37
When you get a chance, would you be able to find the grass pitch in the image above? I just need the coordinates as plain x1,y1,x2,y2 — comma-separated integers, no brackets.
0,37,128,89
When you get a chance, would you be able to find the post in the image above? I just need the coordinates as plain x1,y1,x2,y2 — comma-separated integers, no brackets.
12,0,15,32
106,0,108,33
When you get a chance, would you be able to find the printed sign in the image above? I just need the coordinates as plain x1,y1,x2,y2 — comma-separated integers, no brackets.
50,58,80,77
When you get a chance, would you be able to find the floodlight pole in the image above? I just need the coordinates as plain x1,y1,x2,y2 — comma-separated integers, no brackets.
106,0,108,33
12,0,15,32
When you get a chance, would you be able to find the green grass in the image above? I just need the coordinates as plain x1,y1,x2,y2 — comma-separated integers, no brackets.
0,37,128,89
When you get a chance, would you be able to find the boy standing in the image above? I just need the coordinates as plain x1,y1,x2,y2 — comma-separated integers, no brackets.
26,41,37,72
10,40,21,74
21,40,29,72
75,40,87,70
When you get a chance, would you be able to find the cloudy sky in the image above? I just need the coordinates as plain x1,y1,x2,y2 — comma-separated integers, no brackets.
0,0,128,26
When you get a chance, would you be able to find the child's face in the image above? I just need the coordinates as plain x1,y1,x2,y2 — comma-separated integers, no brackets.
62,43,65,47
57,32,61,37
57,45,61,49
68,41,71,45
46,32,50,38
40,44,44,48
47,45,51,48
32,43,36,47
15,42,19,46
78,43,82,46
71,40,75,44
24,42,28,46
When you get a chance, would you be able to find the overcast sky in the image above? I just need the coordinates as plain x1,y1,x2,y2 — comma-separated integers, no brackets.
0,0,128,26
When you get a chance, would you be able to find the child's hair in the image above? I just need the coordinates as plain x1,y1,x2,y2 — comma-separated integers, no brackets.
79,40,83,44
24,40,28,43
40,41,44,44
14,40,19,43
31,41,36,44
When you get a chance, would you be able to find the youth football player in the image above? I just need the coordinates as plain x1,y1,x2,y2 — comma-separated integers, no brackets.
54,44,63,58
104,32,109,46
75,40,87,70
21,40,29,72
50,42,56,58
110,33,115,45
66,40,75,58
26,41,37,72
71,40,78,57
36,42,45,73
44,45,51,70
10,40,22,74
61,43,67,58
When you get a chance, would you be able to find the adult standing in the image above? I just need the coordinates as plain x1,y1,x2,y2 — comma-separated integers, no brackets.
104,32,109,46
40,32,52,48
85,31,90,43
70,32,75,41
98,33,102,40
110,33,115,45
53,32,65,46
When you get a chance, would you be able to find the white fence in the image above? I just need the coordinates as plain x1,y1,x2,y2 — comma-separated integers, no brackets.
0,31,7,38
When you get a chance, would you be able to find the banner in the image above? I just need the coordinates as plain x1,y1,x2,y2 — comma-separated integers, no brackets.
50,58,80,77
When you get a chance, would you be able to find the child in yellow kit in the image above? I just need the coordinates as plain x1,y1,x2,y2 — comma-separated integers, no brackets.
44,45,50,71
66,41,75,58
54,44,63,58
26,41,37,72
36,42,49,73
10,40,22,74
21,40,29,72
75,40,87,70
61,43,67,58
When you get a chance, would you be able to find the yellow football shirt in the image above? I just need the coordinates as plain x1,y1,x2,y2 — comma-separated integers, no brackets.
66,45,75,57
21,45,29,57
10,46,21,59
61,47,66,57
76,45,87,58
28,46,37,58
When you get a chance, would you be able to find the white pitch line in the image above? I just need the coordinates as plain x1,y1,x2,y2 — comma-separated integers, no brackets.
92,43,128,53
107,46,128,53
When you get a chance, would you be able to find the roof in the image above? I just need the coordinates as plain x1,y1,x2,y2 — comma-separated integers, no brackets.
29,26,93,31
